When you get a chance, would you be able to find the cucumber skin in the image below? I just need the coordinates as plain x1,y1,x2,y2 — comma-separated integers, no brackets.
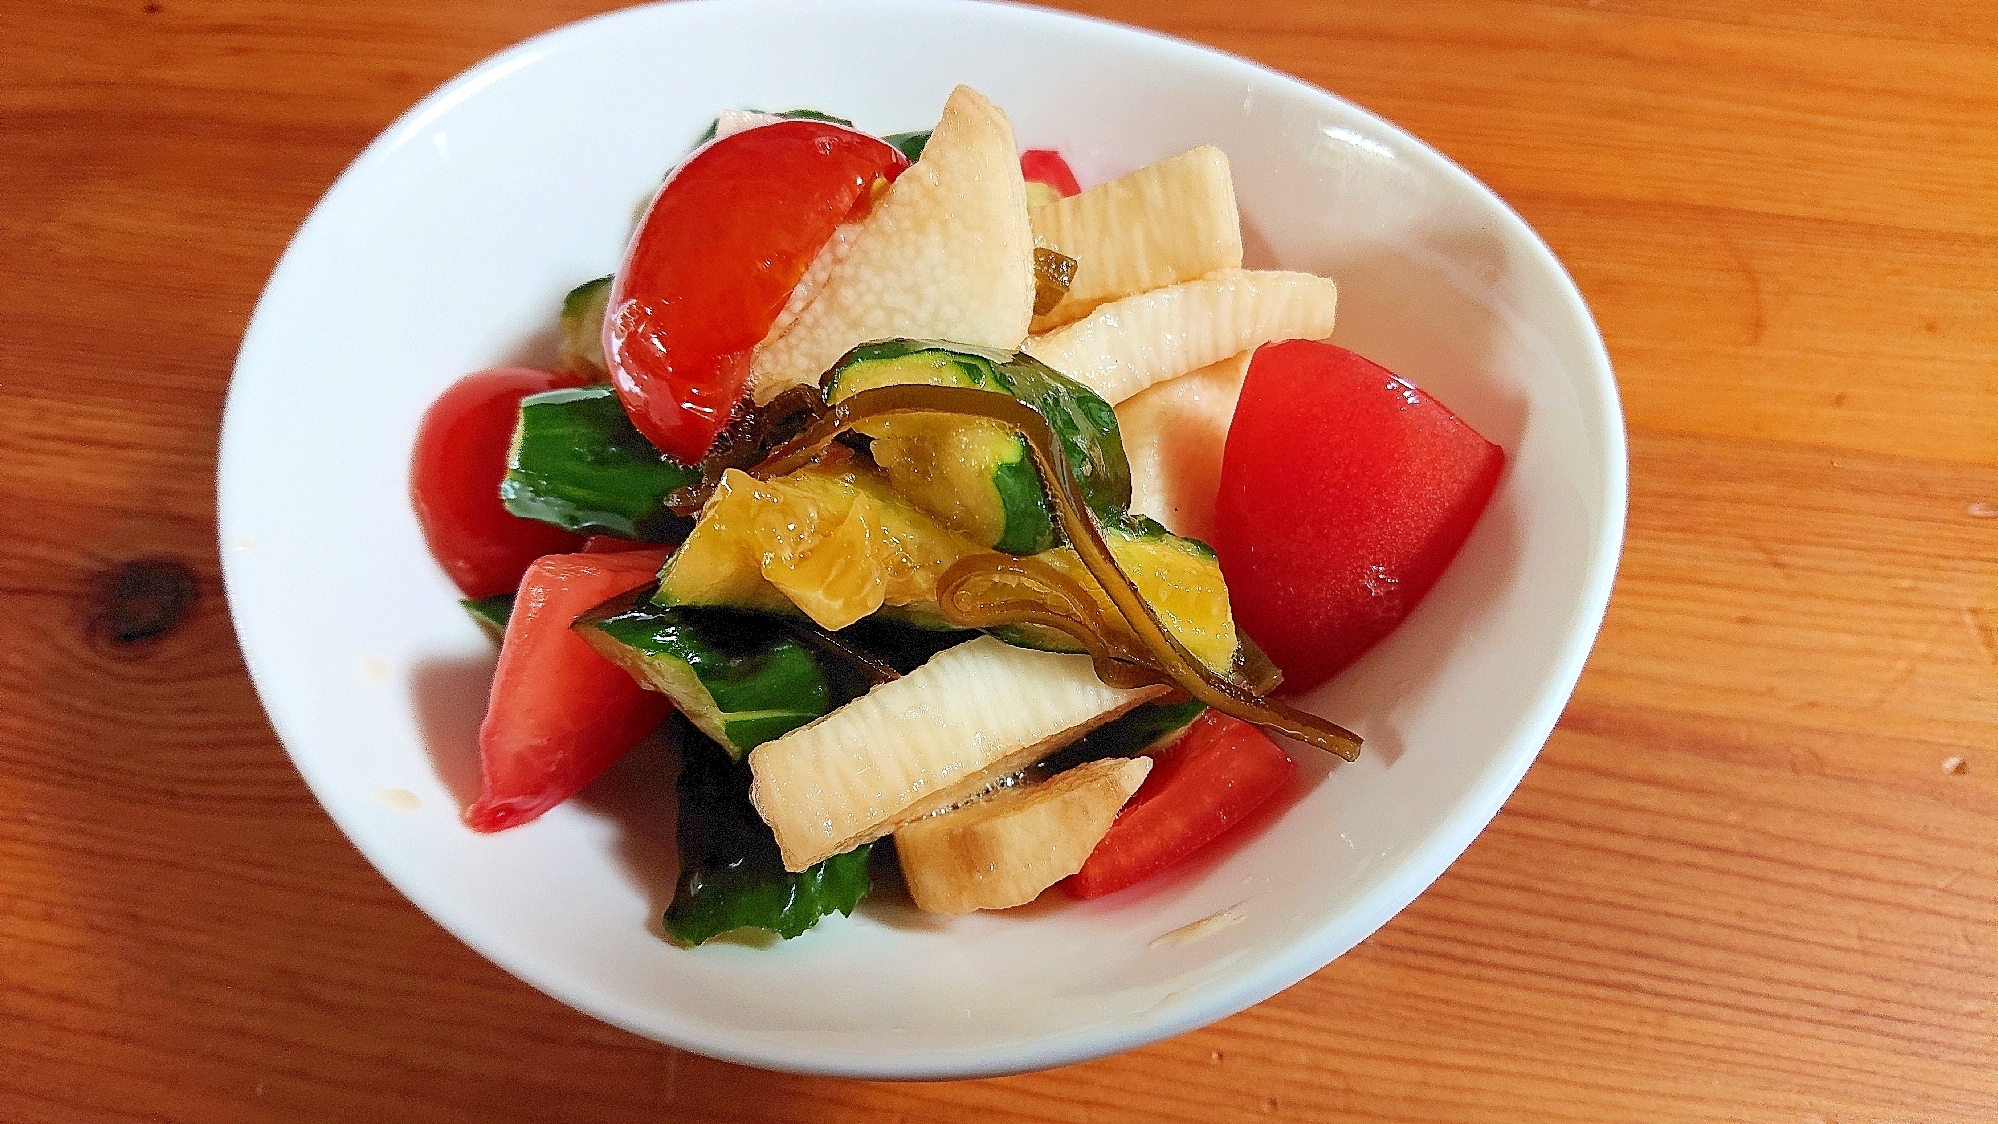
578,597,832,761
580,595,969,759
1118,511,1219,559
883,129,930,162
502,385,697,542
558,276,611,374
824,340,1132,555
460,593,513,641
993,351,1134,520
1047,698,1207,773
989,455,1054,554
966,515,1226,659
665,717,873,946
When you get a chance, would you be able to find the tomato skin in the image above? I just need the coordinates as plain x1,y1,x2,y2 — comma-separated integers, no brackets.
1212,341,1504,691
604,120,908,463
467,548,673,832
1063,712,1295,900
1020,149,1082,196
410,368,588,598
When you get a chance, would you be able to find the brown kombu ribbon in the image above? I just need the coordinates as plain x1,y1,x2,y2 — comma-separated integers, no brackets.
750,384,1363,761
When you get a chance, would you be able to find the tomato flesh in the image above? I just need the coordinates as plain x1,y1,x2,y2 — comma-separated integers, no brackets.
1063,711,1295,899
1212,340,1504,691
467,548,674,832
410,367,587,598
604,120,908,463
1020,148,1082,196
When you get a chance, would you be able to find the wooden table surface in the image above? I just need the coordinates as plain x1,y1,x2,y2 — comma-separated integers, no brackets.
4,1,1993,1120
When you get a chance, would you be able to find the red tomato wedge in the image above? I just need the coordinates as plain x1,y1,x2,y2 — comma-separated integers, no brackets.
1064,712,1295,899
1020,148,1082,196
410,368,587,598
603,120,909,463
1212,340,1504,692
467,548,673,832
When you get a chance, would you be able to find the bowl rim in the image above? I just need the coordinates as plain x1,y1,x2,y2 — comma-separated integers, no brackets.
219,0,1627,1079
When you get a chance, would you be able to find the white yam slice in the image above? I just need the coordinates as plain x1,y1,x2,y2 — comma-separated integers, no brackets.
1117,350,1255,543
895,756,1153,914
748,86,1035,402
712,109,788,139
765,220,862,342
748,636,1166,871
1028,145,1242,332
1022,269,1337,404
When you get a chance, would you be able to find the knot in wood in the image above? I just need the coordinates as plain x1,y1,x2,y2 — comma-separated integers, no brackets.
91,557,199,648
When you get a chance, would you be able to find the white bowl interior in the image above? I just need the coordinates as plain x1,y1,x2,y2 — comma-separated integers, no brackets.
220,0,1623,1079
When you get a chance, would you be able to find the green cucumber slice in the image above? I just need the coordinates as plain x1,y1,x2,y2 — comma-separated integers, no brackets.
665,715,873,946
822,340,1131,555
576,593,835,761
970,516,1233,670
502,385,697,541
460,593,513,641
1043,697,1207,774
649,458,988,635
557,276,611,374
883,129,930,162
999,349,1132,518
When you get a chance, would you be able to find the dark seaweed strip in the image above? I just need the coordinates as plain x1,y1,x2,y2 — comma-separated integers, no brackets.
749,385,1363,760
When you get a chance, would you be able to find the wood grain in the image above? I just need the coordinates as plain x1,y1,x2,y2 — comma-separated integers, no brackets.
2,1,1992,1121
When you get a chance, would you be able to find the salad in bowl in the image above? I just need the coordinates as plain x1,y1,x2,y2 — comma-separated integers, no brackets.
412,86,1502,944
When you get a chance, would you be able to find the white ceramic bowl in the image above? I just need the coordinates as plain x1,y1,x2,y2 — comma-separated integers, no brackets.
220,0,1624,1079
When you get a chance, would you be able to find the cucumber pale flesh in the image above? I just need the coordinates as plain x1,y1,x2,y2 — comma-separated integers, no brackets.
824,339,1131,555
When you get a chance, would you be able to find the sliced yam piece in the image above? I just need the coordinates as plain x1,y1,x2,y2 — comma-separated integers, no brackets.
765,220,863,342
1022,269,1337,405
748,86,1035,403
748,636,1167,871
1117,350,1255,543
895,756,1153,914
1028,145,1242,332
